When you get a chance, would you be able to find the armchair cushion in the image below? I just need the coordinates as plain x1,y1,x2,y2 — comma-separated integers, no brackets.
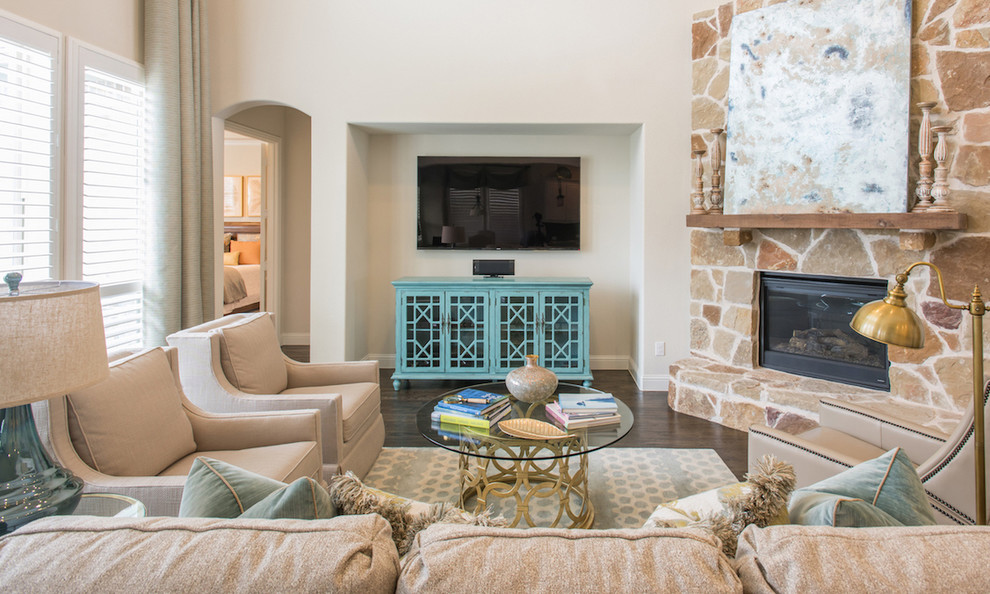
789,447,936,526
179,457,286,518
158,441,320,484
66,348,197,477
217,314,288,394
282,382,380,441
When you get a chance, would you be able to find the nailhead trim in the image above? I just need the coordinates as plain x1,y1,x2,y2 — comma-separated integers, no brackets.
820,400,948,442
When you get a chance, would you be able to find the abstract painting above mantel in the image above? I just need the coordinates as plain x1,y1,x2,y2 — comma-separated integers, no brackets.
724,0,911,215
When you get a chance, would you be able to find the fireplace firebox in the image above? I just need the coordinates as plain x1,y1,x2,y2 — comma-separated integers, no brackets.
759,272,890,391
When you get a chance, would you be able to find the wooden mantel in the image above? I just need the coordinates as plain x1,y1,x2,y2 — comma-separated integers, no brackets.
685,211,968,249
686,212,967,230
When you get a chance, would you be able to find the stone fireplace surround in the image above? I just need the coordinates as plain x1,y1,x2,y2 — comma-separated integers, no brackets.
674,0,990,438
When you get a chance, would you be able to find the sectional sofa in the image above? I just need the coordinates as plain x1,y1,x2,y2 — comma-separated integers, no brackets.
2,514,989,592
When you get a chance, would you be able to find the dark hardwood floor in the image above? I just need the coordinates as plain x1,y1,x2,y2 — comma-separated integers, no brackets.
282,346,749,479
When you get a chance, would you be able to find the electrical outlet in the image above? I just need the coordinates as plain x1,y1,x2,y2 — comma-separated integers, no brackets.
654,341,665,356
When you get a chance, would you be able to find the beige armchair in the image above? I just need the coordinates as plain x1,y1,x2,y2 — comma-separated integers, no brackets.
32,347,323,517
166,313,384,480
748,384,990,525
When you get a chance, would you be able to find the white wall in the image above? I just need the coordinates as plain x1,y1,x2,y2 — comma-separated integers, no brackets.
206,0,720,386
0,0,142,63
223,142,262,176
361,131,633,366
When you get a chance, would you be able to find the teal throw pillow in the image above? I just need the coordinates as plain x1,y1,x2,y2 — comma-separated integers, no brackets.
179,457,286,518
789,491,904,527
790,447,935,526
239,476,337,520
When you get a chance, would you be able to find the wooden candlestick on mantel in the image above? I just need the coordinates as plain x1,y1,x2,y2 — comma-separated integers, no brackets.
708,128,724,213
912,102,937,212
691,149,708,214
927,126,955,213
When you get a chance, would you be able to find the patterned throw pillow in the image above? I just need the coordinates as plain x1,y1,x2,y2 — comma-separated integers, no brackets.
327,471,506,556
644,455,796,556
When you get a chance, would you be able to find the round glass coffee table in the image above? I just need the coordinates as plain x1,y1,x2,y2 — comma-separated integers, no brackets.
417,382,633,528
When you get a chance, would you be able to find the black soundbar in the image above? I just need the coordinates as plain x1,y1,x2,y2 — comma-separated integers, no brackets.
473,259,515,278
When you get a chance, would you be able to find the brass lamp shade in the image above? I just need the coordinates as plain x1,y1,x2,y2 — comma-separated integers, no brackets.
849,297,925,349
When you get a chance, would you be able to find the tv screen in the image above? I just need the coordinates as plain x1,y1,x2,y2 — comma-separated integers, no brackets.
417,156,580,250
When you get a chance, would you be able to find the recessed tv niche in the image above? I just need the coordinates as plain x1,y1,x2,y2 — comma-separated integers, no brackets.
417,156,581,250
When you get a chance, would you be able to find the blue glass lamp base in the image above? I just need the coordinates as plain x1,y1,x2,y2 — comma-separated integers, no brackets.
0,404,83,535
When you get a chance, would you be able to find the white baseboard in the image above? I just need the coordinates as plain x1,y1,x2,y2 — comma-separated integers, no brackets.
628,357,670,391
280,332,310,346
638,374,670,391
590,355,632,370
367,353,396,367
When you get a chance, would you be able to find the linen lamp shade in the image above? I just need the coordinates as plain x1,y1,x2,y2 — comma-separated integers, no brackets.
0,281,109,407
0,280,109,534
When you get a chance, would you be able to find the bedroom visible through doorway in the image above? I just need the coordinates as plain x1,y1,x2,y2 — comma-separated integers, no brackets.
221,125,278,320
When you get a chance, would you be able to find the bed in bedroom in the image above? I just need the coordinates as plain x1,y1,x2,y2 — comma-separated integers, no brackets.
223,222,262,314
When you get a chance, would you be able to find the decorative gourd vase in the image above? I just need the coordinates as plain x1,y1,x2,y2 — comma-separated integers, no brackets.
505,355,558,403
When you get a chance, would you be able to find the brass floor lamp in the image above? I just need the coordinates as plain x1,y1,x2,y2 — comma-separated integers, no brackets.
850,261,986,525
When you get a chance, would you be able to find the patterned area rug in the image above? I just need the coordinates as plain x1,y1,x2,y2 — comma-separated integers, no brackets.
363,447,737,529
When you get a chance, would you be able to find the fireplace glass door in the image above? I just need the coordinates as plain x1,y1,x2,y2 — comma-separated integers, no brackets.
759,272,890,391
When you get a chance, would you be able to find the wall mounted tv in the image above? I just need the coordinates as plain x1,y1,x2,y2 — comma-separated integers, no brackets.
417,156,580,251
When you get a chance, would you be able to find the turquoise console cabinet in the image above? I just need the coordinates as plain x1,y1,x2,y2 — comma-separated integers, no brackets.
392,277,593,390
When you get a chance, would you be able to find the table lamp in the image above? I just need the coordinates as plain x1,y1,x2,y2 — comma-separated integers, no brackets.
0,274,110,534
849,261,986,524
441,225,466,248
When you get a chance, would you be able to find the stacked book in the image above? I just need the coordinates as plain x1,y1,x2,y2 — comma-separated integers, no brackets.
545,393,621,429
431,388,511,435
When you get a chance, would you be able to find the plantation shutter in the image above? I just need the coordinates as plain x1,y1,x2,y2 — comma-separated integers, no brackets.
77,47,145,350
0,16,59,282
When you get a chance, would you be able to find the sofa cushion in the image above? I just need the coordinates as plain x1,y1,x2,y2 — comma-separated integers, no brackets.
178,457,286,518
788,492,904,527
159,441,320,484
239,477,337,520
66,348,197,477
217,314,288,394
735,525,990,593
398,525,741,593
789,447,935,526
0,515,399,593
282,382,380,441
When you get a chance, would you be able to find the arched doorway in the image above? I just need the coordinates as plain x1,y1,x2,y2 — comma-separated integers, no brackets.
213,103,312,347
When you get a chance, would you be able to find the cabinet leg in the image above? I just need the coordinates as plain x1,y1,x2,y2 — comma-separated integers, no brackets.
583,380,593,388
392,379,402,391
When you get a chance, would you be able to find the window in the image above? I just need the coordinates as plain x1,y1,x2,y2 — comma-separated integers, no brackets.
69,44,145,350
0,15,59,282
0,11,146,351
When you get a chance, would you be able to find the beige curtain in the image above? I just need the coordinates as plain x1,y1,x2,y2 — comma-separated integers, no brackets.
143,0,214,346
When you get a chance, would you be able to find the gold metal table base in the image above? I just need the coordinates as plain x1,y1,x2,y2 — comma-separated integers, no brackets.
457,436,594,529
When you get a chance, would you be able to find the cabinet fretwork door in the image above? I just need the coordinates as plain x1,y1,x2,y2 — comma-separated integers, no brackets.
446,292,489,371
541,292,584,370
494,292,539,373
400,292,443,372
